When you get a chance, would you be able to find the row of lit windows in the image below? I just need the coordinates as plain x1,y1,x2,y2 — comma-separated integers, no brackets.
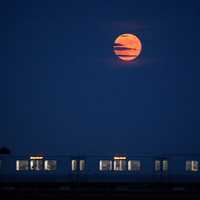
16,159,139,172
16,159,86,171
0,159,198,172
99,160,141,171
16,160,57,171
99,160,169,171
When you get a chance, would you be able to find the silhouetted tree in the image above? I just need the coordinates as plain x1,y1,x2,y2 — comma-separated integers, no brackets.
0,147,11,154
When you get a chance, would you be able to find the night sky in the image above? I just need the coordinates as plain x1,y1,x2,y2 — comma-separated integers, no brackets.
1,0,200,155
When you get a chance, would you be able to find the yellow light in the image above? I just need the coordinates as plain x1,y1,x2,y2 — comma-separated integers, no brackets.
113,156,127,160
30,156,44,160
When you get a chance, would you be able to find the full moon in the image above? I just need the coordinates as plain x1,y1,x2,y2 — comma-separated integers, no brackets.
113,33,142,61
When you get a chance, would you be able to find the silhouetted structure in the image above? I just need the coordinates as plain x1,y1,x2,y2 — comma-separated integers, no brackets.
0,147,11,155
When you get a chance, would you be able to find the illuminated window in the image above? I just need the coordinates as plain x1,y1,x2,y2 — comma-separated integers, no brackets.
71,160,85,171
30,160,43,171
155,160,168,172
44,160,57,171
114,160,126,171
80,160,85,171
71,160,78,171
155,160,161,171
162,160,168,171
16,160,29,171
128,160,141,171
186,160,198,172
99,160,112,171
186,161,190,171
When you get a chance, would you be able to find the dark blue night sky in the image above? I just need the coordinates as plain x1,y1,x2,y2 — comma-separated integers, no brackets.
1,0,200,155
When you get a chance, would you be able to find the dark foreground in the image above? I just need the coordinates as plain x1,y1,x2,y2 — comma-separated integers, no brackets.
1,189,200,199
1,183,200,199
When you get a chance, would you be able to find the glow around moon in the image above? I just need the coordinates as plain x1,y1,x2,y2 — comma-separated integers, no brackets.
113,33,142,61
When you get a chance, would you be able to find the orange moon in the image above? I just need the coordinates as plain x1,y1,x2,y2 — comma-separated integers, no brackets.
113,33,142,61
